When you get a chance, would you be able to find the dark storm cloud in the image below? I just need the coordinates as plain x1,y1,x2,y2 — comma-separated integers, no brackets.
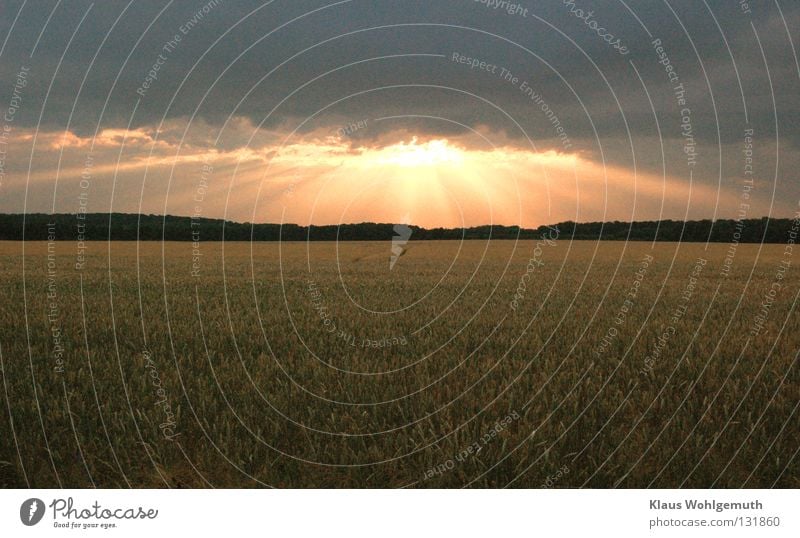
0,0,795,138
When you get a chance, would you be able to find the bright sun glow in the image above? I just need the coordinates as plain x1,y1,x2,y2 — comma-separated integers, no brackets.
250,137,595,227
373,137,466,167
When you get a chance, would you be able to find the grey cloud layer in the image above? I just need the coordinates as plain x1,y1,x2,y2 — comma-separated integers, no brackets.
0,1,795,136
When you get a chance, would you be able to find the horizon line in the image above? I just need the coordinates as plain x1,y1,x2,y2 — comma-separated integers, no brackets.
0,212,795,230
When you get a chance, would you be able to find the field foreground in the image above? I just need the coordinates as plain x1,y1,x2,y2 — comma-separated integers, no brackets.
0,239,798,488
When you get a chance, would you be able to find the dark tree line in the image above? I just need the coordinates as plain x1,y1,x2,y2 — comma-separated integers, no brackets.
0,213,795,243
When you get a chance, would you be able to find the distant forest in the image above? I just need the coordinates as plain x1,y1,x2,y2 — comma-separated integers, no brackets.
0,213,797,243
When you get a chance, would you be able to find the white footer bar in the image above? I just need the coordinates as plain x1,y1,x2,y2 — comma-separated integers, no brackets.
2,489,798,537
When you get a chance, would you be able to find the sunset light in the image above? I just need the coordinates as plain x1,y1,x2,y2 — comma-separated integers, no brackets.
371,137,466,167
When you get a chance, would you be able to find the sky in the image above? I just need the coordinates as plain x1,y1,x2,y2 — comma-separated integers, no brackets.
0,0,798,228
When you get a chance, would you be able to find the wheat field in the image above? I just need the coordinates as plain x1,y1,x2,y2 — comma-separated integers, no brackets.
0,239,797,488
